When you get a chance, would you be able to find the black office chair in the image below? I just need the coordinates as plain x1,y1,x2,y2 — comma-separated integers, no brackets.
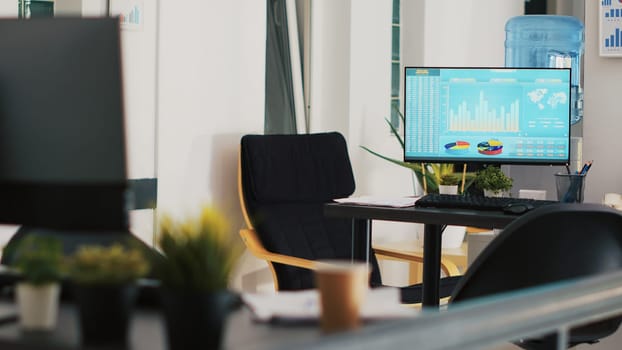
450,203,622,349
239,132,461,303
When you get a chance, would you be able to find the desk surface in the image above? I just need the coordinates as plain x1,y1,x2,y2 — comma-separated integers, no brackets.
324,203,520,307
324,203,518,229
0,303,324,350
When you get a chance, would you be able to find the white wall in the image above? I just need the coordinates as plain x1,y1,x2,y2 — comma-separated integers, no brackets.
583,1,622,202
55,0,82,15
81,0,106,16
117,0,158,244
416,0,523,67
0,1,17,16
157,0,265,215
309,0,351,134
157,0,266,290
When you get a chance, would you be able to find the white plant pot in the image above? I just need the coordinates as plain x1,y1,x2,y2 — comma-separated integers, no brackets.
442,225,466,249
484,189,508,198
16,282,60,330
438,185,459,195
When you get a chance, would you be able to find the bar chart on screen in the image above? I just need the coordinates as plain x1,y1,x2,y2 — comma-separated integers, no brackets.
600,0,622,56
109,0,144,31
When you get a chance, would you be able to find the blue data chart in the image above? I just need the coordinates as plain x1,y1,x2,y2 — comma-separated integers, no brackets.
605,28,622,48
403,67,571,165
605,8,622,17
446,87,521,133
600,0,622,56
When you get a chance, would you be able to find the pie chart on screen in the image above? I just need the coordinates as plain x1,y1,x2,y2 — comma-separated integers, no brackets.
477,139,503,155
444,141,470,154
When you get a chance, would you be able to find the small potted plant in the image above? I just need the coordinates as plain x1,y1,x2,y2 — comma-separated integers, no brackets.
475,166,513,197
438,173,461,195
66,243,149,347
9,235,64,330
155,206,242,350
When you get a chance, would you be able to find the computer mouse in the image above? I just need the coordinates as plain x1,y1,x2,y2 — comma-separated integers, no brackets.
503,202,535,215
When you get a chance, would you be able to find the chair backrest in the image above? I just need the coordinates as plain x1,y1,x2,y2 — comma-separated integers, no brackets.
451,203,622,347
239,132,381,290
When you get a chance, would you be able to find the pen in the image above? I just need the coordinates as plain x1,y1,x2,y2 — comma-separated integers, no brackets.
582,161,593,175
579,161,593,176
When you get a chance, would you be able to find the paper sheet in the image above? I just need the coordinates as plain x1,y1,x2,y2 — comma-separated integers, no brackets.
334,196,419,208
242,287,417,323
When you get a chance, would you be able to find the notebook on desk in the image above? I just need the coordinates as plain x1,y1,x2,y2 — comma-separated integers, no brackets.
334,196,419,208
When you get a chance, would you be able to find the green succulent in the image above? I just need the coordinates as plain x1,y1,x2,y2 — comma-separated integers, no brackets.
66,244,149,285
474,166,513,194
155,206,242,292
9,235,64,286
439,173,461,186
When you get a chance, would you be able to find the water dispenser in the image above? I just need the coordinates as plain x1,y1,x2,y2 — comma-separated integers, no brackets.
505,15,584,124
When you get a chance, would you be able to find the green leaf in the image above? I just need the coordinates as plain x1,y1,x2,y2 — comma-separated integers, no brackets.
155,207,242,292
361,107,479,195
9,235,64,285
385,118,404,149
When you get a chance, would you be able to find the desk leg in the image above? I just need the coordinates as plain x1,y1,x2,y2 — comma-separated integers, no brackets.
351,218,371,263
422,223,442,308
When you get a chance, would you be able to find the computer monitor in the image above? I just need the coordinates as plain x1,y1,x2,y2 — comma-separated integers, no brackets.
0,17,128,230
403,67,572,166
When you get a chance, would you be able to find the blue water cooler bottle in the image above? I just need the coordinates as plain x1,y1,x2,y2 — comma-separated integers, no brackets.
505,15,584,124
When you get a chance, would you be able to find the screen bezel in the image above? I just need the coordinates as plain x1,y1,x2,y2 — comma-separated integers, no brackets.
402,66,572,166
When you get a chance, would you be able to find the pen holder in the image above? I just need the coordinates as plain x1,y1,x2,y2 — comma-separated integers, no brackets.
555,173,586,203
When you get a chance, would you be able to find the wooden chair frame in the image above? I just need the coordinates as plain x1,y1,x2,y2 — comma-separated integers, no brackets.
237,151,460,291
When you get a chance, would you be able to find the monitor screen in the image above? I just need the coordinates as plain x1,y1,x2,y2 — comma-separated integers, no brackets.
0,18,128,230
403,67,571,166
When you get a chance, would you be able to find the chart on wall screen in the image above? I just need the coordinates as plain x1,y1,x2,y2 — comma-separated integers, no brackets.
109,0,144,31
600,0,622,56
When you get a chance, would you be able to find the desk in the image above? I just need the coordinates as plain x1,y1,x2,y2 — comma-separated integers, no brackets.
0,303,323,350
324,203,518,307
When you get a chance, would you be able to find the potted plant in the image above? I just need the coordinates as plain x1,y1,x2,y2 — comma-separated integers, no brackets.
438,173,461,195
155,206,242,350
9,235,63,330
360,109,475,194
66,243,149,347
475,166,513,197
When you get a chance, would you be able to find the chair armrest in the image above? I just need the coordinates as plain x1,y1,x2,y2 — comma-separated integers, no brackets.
373,246,461,277
239,228,317,270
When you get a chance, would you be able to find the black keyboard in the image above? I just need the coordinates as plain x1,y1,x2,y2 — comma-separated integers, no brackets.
415,193,558,214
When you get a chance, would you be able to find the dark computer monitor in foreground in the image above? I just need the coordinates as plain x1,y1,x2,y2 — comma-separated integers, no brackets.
403,67,572,166
0,17,146,268
0,17,128,231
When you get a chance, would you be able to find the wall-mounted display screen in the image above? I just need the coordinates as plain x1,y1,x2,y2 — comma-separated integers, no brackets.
403,67,571,165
